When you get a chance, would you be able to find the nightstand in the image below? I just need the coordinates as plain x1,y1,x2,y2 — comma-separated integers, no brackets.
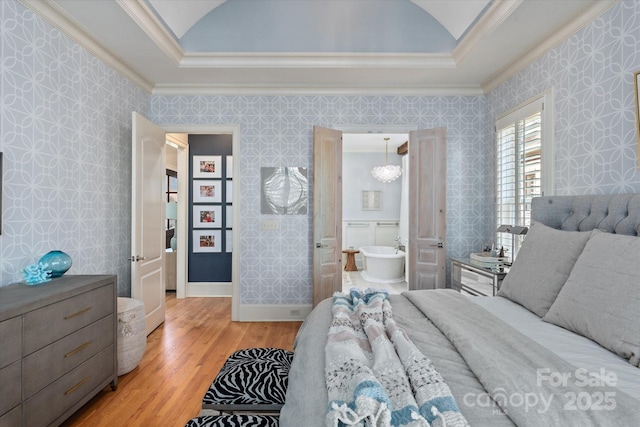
451,258,509,296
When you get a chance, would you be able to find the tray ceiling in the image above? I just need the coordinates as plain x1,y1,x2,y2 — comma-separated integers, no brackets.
23,0,618,94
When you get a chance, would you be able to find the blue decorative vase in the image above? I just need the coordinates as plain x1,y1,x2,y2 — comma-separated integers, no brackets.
38,250,73,277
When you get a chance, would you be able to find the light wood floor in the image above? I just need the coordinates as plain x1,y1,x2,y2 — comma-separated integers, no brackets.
62,293,302,427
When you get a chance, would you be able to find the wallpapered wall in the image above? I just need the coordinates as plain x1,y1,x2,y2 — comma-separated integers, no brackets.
0,1,150,291
487,0,640,196
150,96,489,304
3,0,639,306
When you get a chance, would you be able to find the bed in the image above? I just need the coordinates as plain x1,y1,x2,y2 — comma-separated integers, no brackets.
280,194,640,426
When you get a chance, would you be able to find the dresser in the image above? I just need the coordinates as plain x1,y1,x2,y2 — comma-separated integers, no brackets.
0,275,118,427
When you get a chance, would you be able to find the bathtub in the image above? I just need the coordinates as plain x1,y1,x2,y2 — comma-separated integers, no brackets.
359,246,405,284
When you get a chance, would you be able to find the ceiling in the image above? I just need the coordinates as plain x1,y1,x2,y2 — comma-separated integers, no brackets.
24,0,617,95
343,133,408,153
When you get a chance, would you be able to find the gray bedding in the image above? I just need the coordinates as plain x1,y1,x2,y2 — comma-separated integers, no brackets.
280,290,640,426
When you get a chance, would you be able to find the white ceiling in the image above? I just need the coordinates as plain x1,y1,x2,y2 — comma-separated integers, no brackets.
24,0,618,95
343,133,408,153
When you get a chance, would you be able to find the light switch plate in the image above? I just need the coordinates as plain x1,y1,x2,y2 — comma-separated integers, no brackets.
261,219,279,230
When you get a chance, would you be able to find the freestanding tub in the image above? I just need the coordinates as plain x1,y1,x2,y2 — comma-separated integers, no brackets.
359,246,405,283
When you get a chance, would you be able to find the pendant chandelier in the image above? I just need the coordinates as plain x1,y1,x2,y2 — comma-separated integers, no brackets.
371,137,402,183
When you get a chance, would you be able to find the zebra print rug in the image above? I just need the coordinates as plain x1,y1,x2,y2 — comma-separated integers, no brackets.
185,415,279,427
203,348,294,408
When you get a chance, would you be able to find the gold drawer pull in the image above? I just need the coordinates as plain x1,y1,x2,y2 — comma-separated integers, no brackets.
64,341,92,358
65,306,92,320
65,376,90,396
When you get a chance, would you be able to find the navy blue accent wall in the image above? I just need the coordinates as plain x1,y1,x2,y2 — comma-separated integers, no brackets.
188,134,233,282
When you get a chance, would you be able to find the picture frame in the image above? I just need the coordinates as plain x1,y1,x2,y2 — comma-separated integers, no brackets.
193,205,222,228
193,180,221,203
193,155,222,178
226,155,233,178
635,71,640,168
362,190,381,211
226,205,233,228
260,166,308,215
226,180,233,203
226,230,233,252
193,230,221,253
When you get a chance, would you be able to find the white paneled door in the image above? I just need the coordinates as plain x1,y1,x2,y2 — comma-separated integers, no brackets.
312,126,342,306
131,112,166,335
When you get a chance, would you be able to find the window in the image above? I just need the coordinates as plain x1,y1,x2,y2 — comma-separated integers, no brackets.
495,92,553,257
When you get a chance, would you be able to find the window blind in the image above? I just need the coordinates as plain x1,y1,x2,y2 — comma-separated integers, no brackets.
495,100,544,258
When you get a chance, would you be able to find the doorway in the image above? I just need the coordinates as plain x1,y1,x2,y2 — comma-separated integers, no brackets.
162,124,241,321
341,133,408,294
313,126,447,304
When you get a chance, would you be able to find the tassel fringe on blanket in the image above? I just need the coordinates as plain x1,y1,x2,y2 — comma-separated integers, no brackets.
325,289,469,427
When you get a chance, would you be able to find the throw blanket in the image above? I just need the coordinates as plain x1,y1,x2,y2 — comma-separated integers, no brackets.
325,289,469,427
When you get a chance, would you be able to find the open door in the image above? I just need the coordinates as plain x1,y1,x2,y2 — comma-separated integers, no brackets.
131,112,166,335
407,127,447,289
312,126,342,306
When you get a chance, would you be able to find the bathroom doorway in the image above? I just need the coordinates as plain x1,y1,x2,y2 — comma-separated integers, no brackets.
312,126,447,303
341,133,409,294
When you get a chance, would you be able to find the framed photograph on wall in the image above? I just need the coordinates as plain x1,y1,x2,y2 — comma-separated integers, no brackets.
226,155,233,177
226,230,233,252
193,230,221,253
226,180,233,203
193,155,222,178
193,205,222,228
226,205,233,228
193,180,221,203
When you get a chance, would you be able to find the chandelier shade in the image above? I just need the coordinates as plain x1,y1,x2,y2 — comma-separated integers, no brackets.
371,137,402,183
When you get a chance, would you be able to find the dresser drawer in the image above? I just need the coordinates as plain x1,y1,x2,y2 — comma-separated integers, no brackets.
24,345,114,427
0,360,21,416
23,284,114,354
0,317,21,369
23,314,114,399
0,405,21,427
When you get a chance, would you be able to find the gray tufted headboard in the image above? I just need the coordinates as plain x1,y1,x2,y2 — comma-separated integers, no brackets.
531,194,640,236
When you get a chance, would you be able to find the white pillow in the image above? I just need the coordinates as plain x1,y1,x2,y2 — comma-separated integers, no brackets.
543,230,640,366
497,222,592,317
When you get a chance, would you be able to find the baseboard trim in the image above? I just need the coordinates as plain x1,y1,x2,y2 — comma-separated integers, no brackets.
237,304,313,322
187,282,232,297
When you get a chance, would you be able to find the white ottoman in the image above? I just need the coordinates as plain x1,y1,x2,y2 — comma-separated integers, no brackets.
117,297,147,376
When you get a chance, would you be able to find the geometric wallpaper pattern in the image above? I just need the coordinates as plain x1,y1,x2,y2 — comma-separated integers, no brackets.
487,0,640,196
0,1,149,293
151,95,488,304
3,0,640,306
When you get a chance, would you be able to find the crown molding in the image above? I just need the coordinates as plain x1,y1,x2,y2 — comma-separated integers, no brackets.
20,0,154,92
453,0,523,64
116,0,183,65
151,83,485,97
181,52,456,69
481,0,620,93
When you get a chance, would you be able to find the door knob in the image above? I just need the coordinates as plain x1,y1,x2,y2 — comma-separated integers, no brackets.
315,243,327,248
128,255,147,262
